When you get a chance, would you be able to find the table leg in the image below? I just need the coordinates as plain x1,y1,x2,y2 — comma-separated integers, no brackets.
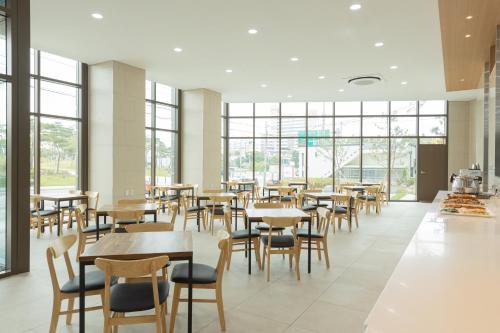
268,189,271,202
96,213,100,241
154,211,157,222
308,216,311,274
188,257,193,333
85,198,89,228
251,184,255,201
79,261,86,333
57,201,61,236
191,188,195,206
316,198,320,228
196,198,201,232
248,222,252,275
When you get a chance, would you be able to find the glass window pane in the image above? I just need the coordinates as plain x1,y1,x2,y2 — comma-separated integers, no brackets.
363,101,388,115
420,138,446,144
281,102,306,116
228,139,253,180
30,78,35,113
419,116,446,136
40,51,79,83
335,138,360,184
229,103,253,117
391,101,416,115
255,118,278,137
0,15,6,75
419,100,446,115
0,81,5,271
155,131,176,186
362,138,388,184
390,138,417,200
156,104,176,130
145,129,152,185
255,103,279,116
229,118,253,137
308,102,333,116
335,117,360,137
30,116,35,193
281,138,306,182
145,80,152,100
308,138,333,190
281,117,306,137
221,138,225,181
335,102,361,116
255,138,279,186
145,102,152,128
156,83,176,105
40,118,78,194
363,117,388,137
391,117,417,136
40,81,78,117
308,118,333,137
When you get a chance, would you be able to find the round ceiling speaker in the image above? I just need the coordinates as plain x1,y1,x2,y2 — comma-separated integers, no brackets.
348,76,382,86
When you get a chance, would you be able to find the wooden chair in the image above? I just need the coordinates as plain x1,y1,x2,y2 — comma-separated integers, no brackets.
253,202,286,235
223,207,261,271
379,182,389,205
30,195,58,238
254,186,278,203
47,234,116,333
75,207,113,261
181,193,206,231
84,191,99,221
207,195,233,235
277,187,295,207
332,194,357,232
96,255,169,333
61,189,82,229
261,216,302,282
231,191,250,225
169,231,230,333
359,186,382,215
297,207,331,269
108,210,145,231
297,189,328,229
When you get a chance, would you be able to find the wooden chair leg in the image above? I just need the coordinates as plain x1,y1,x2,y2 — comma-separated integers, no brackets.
288,253,293,270
169,284,181,333
323,240,330,269
262,246,266,272
253,239,262,271
316,240,322,261
294,249,301,281
183,216,188,231
161,303,167,333
267,249,271,282
226,242,233,270
215,286,226,331
49,296,61,333
66,297,74,324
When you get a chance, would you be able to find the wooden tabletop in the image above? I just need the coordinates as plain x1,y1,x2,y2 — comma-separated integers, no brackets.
222,180,255,185
79,231,193,263
154,184,194,190
98,203,159,213
246,208,309,219
303,192,342,199
343,185,368,190
197,192,236,199
39,193,88,201
264,185,295,190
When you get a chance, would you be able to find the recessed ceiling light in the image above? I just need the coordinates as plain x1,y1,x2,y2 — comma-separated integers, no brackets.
260,83,267,88
225,69,233,73
290,57,299,62
465,34,471,38
401,81,408,85
173,47,183,53
287,95,293,98
338,89,345,92
248,28,258,34
350,4,362,11
318,75,326,80
466,15,473,20
374,42,384,47
390,65,398,70
91,13,103,19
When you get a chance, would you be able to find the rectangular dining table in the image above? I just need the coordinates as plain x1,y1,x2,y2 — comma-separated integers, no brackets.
222,180,256,198
304,191,354,223
263,185,298,201
154,184,196,207
79,231,194,333
95,203,159,240
39,193,89,236
245,208,311,274
196,192,237,232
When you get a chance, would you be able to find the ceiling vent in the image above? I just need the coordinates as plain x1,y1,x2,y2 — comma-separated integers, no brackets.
347,75,382,86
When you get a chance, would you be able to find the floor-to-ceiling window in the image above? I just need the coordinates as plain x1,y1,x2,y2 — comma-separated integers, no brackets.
30,49,84,195
0,6,7,272
223,100,447,201
145,80,179,186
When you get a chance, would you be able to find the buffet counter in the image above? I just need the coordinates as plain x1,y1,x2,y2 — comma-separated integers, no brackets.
364,191,500,333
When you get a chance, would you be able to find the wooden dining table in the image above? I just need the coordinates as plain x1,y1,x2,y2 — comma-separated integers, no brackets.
245,208,311,274
303,191,354,224
78,231,194,333
196,192,237,232
95,203,159,239
154,184,195,207
38,193,89,236
263,185,297,201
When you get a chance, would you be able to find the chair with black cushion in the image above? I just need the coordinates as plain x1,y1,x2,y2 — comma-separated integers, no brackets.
84,191,99,221
297,189,328,229
332,194,357,232
96,255,169,333
261,216,302,281
75,207,113,261
30,195,58,238
47,234,117,333
207,195,233,235
181,193,206,231
254,186,277,203
223,207,261,271
169,231,229,333
253,202,286,235
277,186,296,207
379,182,389,206
61,189,82,230
231,191,250,226
358,186,381,215
108,209,145,232
297,207,331,269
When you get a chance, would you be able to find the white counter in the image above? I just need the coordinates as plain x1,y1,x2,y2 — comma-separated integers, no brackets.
364,191,500,333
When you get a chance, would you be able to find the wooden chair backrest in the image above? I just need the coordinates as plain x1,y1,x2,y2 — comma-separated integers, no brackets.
118,198,147,205
262,216,301,243
85,191,99,210
46,234,77,293
203,189,223,193
331,194,351,208
215,230,230,284
108,210,145,222
126,223,173,232
30,195,41,214
223,207,233,236
169,202,179,225
365,186,380,195
277,187,294,196
253,202,284,209
317,207,331,237
180,193,189,209
209,195,233,204
237,191,251,209
74,207,86,234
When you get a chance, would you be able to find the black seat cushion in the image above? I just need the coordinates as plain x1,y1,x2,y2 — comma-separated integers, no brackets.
359,195,376,201
261,235,295,248
230,205,245,211
110,281,169,312
232,229,260,239
61,270,118,293
116,219,145,225
255,224,285,232
334,207,347,214
171,263,217,284
82,223,113,233
280,195,294,202
205,204,224,208
32,209,58,217
301,203,328,211
207,208,224,216
296,229,324,239
187,206,205,212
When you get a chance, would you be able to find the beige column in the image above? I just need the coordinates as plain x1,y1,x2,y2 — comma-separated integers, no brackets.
181,88,221,190
88,61,146,204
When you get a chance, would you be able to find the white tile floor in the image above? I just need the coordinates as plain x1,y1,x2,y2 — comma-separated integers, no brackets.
0,202,429,333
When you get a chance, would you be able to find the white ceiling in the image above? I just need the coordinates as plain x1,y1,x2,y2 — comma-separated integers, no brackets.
31,0,455,102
